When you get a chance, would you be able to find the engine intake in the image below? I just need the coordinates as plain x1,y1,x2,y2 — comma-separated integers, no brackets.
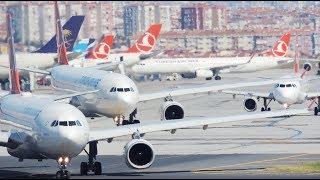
243,97,257,112
303,62,312,71
124,139,155,169
160,101,184,120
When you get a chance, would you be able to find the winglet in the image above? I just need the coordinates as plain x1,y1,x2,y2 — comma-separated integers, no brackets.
86,35,114,60
267,33,291,57
55,1,69,65
6,13,21,94
308,96,318,110
127,24,162,54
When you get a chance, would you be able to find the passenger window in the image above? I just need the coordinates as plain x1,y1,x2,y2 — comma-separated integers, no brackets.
51,120,56,127
124,88,130,92
76,120,82,126
286,84,292,87
280,84,285,87
69,121,76,126
59,121,68,126
117,88,124,92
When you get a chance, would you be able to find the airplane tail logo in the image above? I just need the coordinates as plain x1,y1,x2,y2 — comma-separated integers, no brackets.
127,24,162,54
87,35,114,60
270,33,290,57
33,16,84,53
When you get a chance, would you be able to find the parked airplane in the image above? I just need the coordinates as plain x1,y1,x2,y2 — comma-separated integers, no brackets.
131,33,294,80
16,2,296,127
72,38,95,53
0,15,84,84
221,53,320,115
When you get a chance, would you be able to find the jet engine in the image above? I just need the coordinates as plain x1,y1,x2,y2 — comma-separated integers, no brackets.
195,69,213,78
160,101,184,120
243,97,258,112
303,62,312,71
123,139,155,169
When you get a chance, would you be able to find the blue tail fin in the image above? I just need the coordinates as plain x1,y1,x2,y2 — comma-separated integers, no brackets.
72,38,95,53
33,15,85,53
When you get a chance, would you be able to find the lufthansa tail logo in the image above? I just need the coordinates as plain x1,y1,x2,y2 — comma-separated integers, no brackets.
272,40,288,57
135,32,156,53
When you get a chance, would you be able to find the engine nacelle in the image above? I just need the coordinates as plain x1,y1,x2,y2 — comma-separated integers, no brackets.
195,69,213,78
303,62,312,71
181,72,196,79
160,101,184,120
123,139,155,169
243,97,258,112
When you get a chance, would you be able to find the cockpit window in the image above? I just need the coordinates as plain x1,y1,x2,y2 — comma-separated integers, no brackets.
117,88,124,92
275,84,279,88
124,88,130,92
76,120,82,126
130,87,134,92
59,121,68,126
69,121,76,126
110,87,115,92
51,120,57,127
286,84,292,87
293,84,296,87
280,84,285,88
54,120,59,127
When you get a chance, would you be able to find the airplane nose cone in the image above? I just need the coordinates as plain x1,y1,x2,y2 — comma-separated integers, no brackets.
273,88,296,105
117,92,139,114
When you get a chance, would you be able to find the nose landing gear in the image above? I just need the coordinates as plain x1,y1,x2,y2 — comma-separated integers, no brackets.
56,157,71,179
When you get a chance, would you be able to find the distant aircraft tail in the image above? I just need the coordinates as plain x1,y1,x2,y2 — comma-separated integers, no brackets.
55,1,69,65
33,15,85,53
267,33,291,58
72,38,95,53
127,24,162,54
86,35,114,60
6,13,21,94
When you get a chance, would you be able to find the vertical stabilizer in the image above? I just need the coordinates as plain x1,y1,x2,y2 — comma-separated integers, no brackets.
6,13,21,94
86,35,114,60
267,33,291,57
55,1,69,65
127,24,162,54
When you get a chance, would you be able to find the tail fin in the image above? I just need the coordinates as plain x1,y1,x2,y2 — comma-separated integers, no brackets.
33,16,85,53
55,1,69,65
86,35,114,60
72,38,95,53
127,24,162,54
6,13,21,94
267,33,291,57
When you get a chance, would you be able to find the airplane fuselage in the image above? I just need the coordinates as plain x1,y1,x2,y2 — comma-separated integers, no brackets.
0,93,89,160
50,65,139,118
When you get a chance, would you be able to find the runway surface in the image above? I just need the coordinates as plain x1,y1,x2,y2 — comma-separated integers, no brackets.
1,68,320,178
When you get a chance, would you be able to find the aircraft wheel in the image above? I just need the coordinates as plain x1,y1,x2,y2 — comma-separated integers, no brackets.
267,107,271,111
56,170,64,179
65,171,71,179
215,76,221,80
205,77,212,80
122,120,129,125
133,120,140,124
261,107,265,111
314,107,318,115
94,162,102,175
80,162,88,175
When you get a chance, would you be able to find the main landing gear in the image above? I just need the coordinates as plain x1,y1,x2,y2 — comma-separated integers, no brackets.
122,109,140,125
314,98,320,115
80,141,102,176
261,98,272,111
205,75,221,81
56,157,71,179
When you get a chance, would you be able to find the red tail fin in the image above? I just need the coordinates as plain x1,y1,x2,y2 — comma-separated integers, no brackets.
267,33,291,57
87,35,114,60
6,13,21,94
127,24,162,54
55,1,69,65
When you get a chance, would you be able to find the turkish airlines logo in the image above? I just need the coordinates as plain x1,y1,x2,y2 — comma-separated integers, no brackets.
92,42,110,59
272,40,288,57
135,32,156,53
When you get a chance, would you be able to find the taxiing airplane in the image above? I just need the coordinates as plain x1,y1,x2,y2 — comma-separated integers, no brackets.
131,33,294,80
0,15,84,84
221,52,320,115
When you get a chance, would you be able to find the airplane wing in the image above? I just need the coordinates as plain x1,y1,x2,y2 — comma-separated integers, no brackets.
0,65,51,75
306,92,320,100
139,79,277,102
33,89,100,101
221,90,274,99
86,61,123,70
89,108,310,142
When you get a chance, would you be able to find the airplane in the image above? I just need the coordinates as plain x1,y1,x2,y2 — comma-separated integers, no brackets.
0,15,84,85
221,49,320,115
131,33,294,81
14,2,300,127
0,12,313,179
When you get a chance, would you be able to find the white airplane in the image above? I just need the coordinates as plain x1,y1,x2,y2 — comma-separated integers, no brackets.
221,54,320,115
0,13,313,179
15,2,299,127
131,33,294,81
0,15,84,84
